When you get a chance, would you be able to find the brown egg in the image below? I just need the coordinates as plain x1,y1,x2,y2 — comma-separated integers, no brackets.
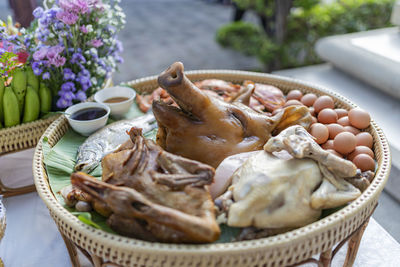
327,149,343,158
352,154,375,172
313,96,335,113
308,106,315,116
334,132,356,155
344,125,361,135
301,93,317,107
335,108,348,118
287,90,303,101
318,109,338,124
348,108,371,129
321,140,334,150
326,123,344,139
356,132,373,148
310,123,329,144
283,99,303,107
348,146,374,161
337,116,351,126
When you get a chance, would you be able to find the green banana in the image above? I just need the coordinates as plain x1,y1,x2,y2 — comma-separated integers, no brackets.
26,67,39,92
3,86,20,127
39,82,52,114
23,86,40,123
0,77,4,123
11,68,27,114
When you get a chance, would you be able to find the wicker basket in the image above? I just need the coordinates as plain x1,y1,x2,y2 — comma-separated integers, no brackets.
0,199,5,241
0,115,59,154
33,70,391,267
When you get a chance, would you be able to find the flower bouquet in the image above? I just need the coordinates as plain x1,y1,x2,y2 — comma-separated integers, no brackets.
0,0,125,129
30,0,126,109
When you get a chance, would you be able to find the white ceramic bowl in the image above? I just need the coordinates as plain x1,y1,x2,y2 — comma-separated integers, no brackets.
94,86,136,117
65,102,110,136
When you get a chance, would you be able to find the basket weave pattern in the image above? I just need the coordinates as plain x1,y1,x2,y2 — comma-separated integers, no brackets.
33,70,391,267
0,200,5,241
0,115,59,154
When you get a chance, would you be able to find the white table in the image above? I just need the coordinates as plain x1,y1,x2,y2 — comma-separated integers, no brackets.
0,149,400,267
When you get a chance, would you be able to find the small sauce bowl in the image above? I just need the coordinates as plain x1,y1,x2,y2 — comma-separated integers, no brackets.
65,102,110,136
94,86,136,117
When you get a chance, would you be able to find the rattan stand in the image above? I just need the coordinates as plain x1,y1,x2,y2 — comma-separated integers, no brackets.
59,205,376,267
0,115,59,197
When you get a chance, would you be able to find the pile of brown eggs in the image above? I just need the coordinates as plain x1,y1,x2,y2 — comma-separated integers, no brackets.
285,90,375,172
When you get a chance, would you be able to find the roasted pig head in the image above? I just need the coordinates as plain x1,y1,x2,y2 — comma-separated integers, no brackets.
71,128,220,243
153,62,312,168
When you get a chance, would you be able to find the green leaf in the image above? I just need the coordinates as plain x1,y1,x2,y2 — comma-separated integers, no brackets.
43,102,149,232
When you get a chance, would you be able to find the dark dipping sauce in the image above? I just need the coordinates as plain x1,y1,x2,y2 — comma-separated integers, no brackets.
70,107,107,121
104,97,129,103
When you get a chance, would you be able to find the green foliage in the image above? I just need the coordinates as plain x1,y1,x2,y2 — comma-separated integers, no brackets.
216,21,266,56
233,0,320,15
218,0,395,69
0,52,18,78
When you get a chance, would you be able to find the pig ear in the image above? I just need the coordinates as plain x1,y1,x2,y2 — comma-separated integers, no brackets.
152,100,195,129
157,62,209,117
231,83,255,106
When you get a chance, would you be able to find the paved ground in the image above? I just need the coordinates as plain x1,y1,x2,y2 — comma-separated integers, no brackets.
114,0,261,83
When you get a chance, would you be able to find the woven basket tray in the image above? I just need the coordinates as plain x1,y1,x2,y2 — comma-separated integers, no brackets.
0,115,59,154
0,199,5,241
33,70,391,267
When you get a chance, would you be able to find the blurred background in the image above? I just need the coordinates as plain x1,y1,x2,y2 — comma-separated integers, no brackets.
1,0,400,242
1,0,395,84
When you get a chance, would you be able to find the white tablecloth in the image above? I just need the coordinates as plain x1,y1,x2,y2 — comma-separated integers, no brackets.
1,149,400,267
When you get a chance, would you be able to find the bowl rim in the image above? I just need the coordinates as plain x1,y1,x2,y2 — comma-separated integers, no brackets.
94,86,136,107
33,69,391,264
65,102,111,123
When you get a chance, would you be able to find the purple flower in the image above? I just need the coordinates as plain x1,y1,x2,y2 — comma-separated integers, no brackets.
33,7,44,18
61,82,76,92
59,90,76,101
56,11,79,25
46,45,65,67
42,72,50,80
33,47,48,61
56,97,72,109
59,0,74,11
31,62,43,75
54,21,65,30
115,40,123,53
80,25,88,34
63,68,76,81
37,29,50,42
75,90,87,101
51,55,66,67
60,0,89,14
76,72,92,91
115,55,124,64
46,8,59,19
39,16,51,26
89,39,103,48
70,52,86,64
45,46,66,67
